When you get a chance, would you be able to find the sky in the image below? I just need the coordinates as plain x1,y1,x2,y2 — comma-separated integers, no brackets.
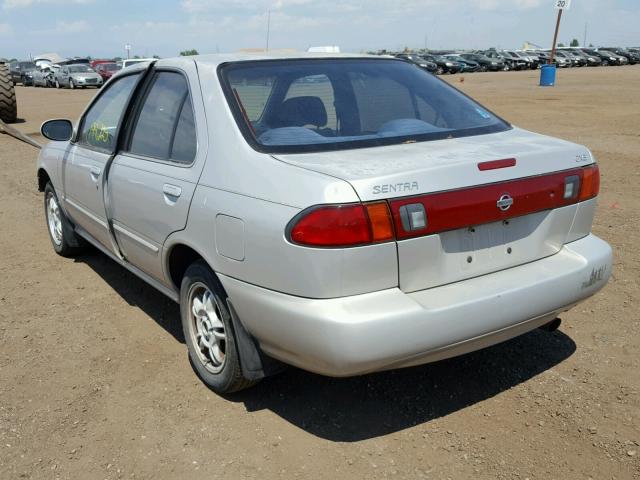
0,0,638,60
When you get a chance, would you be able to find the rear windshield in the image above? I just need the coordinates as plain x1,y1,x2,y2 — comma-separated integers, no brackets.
220,58,509,153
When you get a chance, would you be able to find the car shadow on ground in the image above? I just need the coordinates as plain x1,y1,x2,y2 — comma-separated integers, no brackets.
76,253,184,343
77,250,576,442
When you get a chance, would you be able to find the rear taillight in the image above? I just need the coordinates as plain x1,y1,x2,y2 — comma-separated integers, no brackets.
288,165,600,248
579,164,600,201
288,202,394,247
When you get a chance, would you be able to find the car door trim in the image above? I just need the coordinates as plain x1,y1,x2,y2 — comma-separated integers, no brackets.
74,224,178,302
64,197,109,229
113,223,160,253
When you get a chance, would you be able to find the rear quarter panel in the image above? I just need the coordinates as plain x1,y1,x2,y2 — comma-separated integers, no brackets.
163,62,399,298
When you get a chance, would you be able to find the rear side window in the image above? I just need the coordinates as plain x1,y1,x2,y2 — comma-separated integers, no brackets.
78,73,140,152
129,71,197,164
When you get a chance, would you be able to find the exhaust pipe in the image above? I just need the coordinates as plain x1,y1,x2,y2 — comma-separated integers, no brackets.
539,318,562,332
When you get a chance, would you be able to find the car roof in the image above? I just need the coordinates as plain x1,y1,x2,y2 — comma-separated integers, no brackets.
155,51,379,69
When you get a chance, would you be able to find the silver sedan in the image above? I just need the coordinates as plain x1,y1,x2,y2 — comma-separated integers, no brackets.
54,64,103,89
36,54,612,393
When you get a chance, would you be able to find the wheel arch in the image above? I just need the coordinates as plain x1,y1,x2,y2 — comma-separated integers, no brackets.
37,167,51,192
166,242,209,292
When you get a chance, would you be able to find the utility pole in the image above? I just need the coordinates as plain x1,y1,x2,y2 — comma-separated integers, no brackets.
265,10,271,52
549,9,563,64
583,22,588,47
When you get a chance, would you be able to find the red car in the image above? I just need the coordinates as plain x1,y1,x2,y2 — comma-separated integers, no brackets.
94,62,121,81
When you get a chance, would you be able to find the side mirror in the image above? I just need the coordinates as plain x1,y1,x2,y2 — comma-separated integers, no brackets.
41,119,73,142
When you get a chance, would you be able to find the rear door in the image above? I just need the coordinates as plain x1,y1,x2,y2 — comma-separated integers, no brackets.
62,72,142,251
108,65,206,283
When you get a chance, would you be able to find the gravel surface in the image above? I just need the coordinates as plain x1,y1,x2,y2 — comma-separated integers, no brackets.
1,66,638,480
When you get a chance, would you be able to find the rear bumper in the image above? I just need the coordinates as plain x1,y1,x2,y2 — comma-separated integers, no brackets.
220,234,612,377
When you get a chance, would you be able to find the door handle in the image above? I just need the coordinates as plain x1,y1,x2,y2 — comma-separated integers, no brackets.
90,166,101,176
163,184,182,198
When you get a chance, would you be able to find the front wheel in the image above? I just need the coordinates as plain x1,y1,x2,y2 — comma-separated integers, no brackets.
44,182,84,257
69,79,75,89
181,260,257,394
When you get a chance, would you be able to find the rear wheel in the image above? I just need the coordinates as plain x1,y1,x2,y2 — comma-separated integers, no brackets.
44,182,84,257
180,260,256,394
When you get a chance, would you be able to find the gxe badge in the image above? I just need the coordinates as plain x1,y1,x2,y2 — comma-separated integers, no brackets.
497,193,514,212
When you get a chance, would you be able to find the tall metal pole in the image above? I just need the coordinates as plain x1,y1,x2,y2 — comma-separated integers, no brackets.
266,10,271,52
583,22,588,47
549,9,563,64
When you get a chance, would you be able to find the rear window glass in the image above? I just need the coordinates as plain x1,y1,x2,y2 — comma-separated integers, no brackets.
220,58,509,153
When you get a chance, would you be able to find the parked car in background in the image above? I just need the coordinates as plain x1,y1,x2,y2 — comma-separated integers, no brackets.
600,47,639,65
505,51,536,70
395,54,438,73
54,64,103,89
122,58,155,69
443,54,480,72
32,65,55,88
422,54,462,74
582,48,620,67
499,51,528,70
515,51,541,69
9,61,37,85
460,53,504,71
94,62,122,82
90,59,114,70
539,50,570,67
483,51,521,70
37,54,611,394
565,49,602,66
554,50,579,67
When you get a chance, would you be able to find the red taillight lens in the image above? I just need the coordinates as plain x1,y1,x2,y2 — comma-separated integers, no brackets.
289,204,372,247
579,164,600,201
288,202,395,247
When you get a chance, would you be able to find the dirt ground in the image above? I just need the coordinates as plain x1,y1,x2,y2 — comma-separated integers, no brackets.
0,66,638,480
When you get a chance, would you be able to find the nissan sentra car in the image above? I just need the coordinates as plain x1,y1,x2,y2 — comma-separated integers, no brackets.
36,53,612,393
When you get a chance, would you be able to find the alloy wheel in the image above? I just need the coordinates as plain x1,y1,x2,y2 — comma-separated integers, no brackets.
46,192,63,246
187,283,227,374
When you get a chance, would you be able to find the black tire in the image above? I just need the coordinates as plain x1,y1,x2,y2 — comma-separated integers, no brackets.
69,79,75,90
180,260,256,394
43,182,84,257
0,64,17,123
480,65,488,72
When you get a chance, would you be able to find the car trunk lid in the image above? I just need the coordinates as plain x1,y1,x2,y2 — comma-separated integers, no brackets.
274,128,597,292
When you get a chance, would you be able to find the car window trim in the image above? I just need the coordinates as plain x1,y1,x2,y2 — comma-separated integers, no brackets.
73,70,149,155
121,67,198,167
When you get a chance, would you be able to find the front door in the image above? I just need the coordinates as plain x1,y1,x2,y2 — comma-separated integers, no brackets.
62,72,142,252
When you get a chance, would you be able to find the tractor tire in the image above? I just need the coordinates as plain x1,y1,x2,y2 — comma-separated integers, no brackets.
0,64,18,124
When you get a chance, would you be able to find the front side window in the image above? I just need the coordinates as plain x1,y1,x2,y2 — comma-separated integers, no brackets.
221,59,509,153
78,73,140,151
128,71,197,164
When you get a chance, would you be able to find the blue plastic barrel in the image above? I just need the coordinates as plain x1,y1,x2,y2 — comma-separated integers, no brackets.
539,64,556,87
